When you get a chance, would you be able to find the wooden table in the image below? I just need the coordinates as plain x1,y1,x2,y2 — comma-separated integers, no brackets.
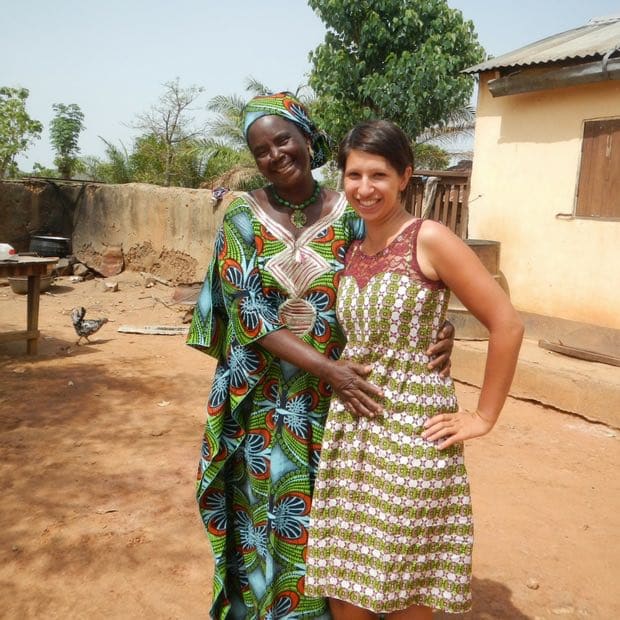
0,257,58,354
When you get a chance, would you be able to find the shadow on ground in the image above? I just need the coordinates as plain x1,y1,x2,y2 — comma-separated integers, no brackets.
436,577,532,618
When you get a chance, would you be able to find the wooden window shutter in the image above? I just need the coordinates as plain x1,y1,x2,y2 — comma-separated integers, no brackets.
576,119,620,218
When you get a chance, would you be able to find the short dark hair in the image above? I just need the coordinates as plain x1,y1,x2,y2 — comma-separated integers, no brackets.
337,120,414,174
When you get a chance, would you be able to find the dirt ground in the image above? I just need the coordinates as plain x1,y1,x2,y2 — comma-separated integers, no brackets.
0,271,618,620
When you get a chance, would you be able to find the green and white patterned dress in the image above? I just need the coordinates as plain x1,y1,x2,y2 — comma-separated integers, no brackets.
305,219,473,614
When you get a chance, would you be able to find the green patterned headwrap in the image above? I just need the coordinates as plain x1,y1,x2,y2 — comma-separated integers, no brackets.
243,91,331,169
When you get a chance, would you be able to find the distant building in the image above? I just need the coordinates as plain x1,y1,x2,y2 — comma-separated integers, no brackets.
465,15,620,330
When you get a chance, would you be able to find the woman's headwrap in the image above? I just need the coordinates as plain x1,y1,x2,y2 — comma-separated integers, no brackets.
242,91,331,169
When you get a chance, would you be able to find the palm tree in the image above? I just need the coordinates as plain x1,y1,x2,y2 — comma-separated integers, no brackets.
206,77,272,149
414,104,476,170
206,94,248,150
205,77,301,189
416,104,476,146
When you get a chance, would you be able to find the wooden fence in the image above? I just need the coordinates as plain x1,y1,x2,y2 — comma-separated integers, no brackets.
403,169,471,238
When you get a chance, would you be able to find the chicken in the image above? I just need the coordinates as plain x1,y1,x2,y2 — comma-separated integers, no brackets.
71,306,108,345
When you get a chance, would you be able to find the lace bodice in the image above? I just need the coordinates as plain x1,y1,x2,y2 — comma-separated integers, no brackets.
343,219,445,291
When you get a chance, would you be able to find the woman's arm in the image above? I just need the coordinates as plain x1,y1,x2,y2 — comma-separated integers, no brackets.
259,329,384,418
417,221,524,448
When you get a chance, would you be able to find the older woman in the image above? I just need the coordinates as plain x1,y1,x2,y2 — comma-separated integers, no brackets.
187,93,454,619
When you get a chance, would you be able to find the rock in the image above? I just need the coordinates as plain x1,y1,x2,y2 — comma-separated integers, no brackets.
141,272,158,288
53,257,74,276
102,280,119,293
72,263,93,279
551,606,575,615
140,271,171,287
100,246,124,277
526,578,540,590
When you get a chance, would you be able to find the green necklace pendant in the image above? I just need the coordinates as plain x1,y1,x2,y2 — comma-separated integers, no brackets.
270,181,321,229
290,210,307,228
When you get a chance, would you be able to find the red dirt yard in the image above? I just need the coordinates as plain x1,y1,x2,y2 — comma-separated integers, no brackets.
0,272,618,619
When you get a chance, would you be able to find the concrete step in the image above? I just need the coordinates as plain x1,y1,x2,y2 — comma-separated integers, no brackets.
451,338,620,429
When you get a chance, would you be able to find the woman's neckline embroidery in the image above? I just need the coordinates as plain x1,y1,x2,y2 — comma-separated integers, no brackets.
244,191,348,247
357,218,420,258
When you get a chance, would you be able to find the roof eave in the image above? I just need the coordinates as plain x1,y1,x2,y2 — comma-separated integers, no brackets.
486,57,620,97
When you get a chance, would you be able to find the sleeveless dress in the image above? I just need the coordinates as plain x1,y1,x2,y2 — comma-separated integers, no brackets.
305,219,473,614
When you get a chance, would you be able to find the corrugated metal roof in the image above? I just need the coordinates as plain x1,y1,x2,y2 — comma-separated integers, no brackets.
465,15,620,73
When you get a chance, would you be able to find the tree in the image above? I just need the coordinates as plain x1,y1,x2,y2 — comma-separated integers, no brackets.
203,76,280,190
132,78,206,186
130,134,209,188
205,76,279,149
31,162,59,178
307,0,485,144
206,93,249,150
414,143,450,170
50,103,85,178
0,87,43,178
81,138,134,184
202,144,265,191
415,104,476,169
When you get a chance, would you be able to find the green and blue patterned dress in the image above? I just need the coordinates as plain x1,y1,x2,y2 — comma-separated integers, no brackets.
187,193,364,619
305,219,473,614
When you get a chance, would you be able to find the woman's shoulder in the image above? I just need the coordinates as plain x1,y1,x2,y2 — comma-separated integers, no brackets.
225,192,253,210
417,218,455,245
221,192,257,221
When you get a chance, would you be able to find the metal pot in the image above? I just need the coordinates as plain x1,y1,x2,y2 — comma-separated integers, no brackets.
29,235,71,257
8,275,53,294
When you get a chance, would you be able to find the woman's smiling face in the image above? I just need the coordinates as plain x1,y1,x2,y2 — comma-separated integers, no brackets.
247,115,311,190
343,149,411,224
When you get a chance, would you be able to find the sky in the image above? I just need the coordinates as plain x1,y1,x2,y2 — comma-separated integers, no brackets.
3,0,620,170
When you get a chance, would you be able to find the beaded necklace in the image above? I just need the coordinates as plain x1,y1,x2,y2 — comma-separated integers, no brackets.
269,181,321,228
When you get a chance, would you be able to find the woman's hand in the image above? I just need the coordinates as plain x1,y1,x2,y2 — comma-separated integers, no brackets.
421,409,495,449
427,319,455,377
325,360,383,418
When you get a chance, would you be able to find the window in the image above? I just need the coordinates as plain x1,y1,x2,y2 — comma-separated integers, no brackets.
575,118,620,219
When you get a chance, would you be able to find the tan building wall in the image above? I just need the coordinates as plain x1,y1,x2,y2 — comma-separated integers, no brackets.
468,73,620,329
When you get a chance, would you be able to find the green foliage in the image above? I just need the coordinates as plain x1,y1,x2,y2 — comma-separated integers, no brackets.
50,103,85,178
417,104,476,146
307,0,485,144
203,144,246,183
90,76,311,189
414,143,449,170
0,87,43,178
319,160,341,190
202,77,283,190
31,162,59,178
132,78,206,186
129,134,207,187
203,144,264,191
207,94,248,150
82,139,134,184
206,76,278,151
86,134,212,188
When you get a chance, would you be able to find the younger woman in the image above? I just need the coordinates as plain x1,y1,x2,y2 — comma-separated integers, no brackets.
305,120,524,619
